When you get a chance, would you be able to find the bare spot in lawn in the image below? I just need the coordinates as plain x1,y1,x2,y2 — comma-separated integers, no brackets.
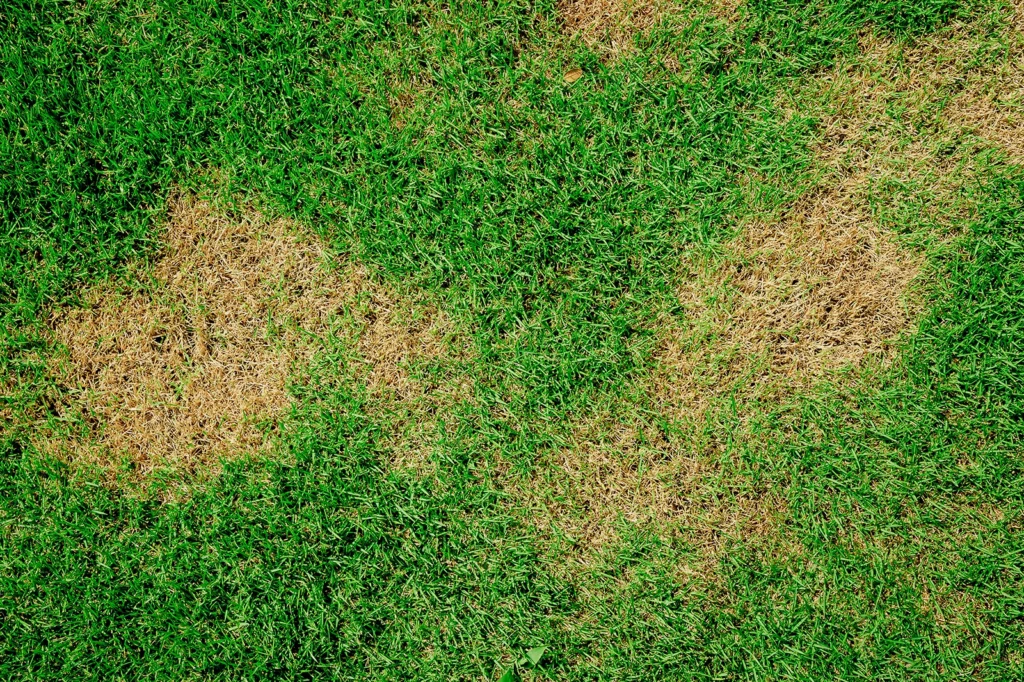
41,195,466,485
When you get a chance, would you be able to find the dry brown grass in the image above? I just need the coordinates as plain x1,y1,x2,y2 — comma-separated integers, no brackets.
558,0,741,57
513,6,1024,558
526,420,788,558
559,0,667,49
40,195,467,484
650,3,1024,454
532,5,1024,558
665,177,924,400
348,275,474,474
923,35,1024,163
813,13,1024,167
520,113,928,564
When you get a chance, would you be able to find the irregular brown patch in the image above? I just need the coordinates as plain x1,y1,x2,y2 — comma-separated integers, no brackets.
819,13,1024,166
389,92,415,130
514,9,1024,557
928,38,1024,162
40,195,466,483
663,177,923,407
558,0,673,56
386,64,437,132
351,282,474,474
529,418,786,559
559,0,663,46
654,6,1024,423
0,380,17,431
559,0,743,55
524,108,926,562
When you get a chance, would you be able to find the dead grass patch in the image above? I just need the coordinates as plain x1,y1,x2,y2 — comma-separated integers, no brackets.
663,176,924,403
820,12,1024,166
515,391,796,577
515,7,1024,560
558,0,740,57
537,429,784,548
39,195,467,484
347,278,474,474
388,71,435,132
559,0,665,48
926,35,1024,163
523,119,927,564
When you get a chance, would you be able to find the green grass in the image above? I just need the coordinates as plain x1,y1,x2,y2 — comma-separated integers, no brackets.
2,0,1023,679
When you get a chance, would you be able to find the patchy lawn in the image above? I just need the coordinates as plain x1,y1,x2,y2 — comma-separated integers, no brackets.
2,0,1023,679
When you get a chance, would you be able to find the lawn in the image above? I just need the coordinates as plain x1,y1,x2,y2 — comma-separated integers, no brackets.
2,0,1023,679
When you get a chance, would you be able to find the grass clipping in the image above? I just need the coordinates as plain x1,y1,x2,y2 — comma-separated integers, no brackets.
43,196,460,482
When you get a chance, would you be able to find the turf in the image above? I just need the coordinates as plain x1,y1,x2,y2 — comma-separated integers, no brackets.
2,0,1023,679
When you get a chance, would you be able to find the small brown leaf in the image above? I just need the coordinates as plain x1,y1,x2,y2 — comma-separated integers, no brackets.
563,68,584,84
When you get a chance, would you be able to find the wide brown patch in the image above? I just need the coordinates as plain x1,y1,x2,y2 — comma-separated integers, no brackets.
523,410,787,562
521,139,926,566
559,0,742,56
513,8,1024,556
661,178,923,409
41,196,465,483
559,0,665,47
814,14,1024,166
918,32,1024,163
642,4,1024,475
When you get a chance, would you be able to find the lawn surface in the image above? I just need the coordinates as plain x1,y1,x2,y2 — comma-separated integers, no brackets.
2,0,1024,679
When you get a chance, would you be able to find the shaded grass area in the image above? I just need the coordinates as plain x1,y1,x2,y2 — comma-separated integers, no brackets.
2,0,1023,679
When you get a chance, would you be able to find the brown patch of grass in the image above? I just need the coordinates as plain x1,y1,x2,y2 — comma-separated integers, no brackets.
932,36,1024,163
530,6,1024,558
389,92,416,130
663,176,923,405
39,195,467,484
388,70,436,132
559,0,664,47
814,13,1024,167
660,7,1024,412
0,380,17,430
558,0,741,57
514,13,1024,560
349,281,475,474
532,427,787,557
506,380,794,578
524,101,928,563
